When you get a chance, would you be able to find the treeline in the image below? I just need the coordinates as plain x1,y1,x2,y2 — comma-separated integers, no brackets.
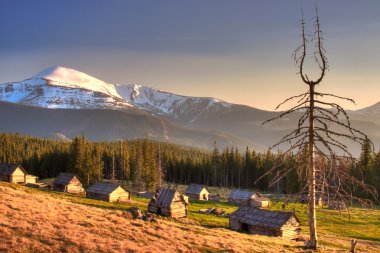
0,132,379,196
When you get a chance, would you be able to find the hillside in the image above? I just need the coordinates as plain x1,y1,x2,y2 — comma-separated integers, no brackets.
0,101,262,151
1,66,380,153
1,182,380,253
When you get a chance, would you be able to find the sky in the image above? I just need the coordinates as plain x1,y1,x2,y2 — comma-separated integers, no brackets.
0,0,379,111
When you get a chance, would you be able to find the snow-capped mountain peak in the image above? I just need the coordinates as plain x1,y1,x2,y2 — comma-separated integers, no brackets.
32,66,121,99
0,66,128,109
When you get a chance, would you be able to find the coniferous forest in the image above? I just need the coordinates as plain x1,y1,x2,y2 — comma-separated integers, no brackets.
0,132,379,198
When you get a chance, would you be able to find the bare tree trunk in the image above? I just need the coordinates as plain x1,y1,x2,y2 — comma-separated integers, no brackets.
308,84,318,248
350,239,357,253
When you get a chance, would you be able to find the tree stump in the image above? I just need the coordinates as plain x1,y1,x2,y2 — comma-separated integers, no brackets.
350,239,357,253
128,207,142,219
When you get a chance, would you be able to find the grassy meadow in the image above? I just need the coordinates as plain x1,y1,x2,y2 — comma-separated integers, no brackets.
1,181,379,252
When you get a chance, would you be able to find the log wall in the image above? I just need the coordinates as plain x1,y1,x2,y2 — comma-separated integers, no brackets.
86,192,110,202
109,189,130,202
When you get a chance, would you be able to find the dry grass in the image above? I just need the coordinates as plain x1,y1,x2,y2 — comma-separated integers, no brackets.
0,183,379,253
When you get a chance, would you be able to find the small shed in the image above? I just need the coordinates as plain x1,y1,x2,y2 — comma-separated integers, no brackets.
148,188,189,218
185,184,210,201
86,183,130,202
25,174,39,184
228,190,270,207
229,207,301,239
53,173,85,194
0,164,27,184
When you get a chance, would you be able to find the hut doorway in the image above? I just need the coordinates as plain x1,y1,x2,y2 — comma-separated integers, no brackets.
157,207,162,215
240,222,249,233
203,194,207,200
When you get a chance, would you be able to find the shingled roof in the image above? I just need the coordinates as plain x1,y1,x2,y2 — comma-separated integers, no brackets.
54,173,77,185
155,188,181,208
230,207,300,229
186,184,210,195
87,183,127,195
229,190,256,200
0,164,27,175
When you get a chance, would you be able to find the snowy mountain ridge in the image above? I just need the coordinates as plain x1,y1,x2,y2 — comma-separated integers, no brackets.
115,83,232,117
0,66,378,117
0,66,233,115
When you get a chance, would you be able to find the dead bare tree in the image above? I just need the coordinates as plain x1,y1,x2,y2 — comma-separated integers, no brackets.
260,6,377,249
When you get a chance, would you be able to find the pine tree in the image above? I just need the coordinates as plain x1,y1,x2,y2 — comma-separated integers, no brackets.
156,145,164,190
211,141,221,186
359,138,374,184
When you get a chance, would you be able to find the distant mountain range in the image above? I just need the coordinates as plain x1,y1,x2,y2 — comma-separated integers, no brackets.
0,66,379,154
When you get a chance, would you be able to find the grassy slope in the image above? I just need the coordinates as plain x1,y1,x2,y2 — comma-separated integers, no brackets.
0,182,379,253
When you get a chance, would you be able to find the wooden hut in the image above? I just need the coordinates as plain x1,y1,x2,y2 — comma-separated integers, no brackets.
148,188,189,218
86,183,130,202
53,173,85,194
229,207,301,239
25,174,39,184
0,164,27,184
228,190,270,207
185,184,210,201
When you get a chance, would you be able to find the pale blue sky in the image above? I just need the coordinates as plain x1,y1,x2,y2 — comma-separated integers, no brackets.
1,0,379,110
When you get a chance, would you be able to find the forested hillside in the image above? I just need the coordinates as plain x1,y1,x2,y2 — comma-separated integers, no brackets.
0,132,379,198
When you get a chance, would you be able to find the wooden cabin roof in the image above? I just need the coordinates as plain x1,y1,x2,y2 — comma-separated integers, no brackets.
154,188,183,208
251,192,270,202
230,207,300,229
229,190,269,201
185,184,210,195
229,190,255,200
26,174,39,179
54,173,78,185
0,163,27,176
87,183,128,195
